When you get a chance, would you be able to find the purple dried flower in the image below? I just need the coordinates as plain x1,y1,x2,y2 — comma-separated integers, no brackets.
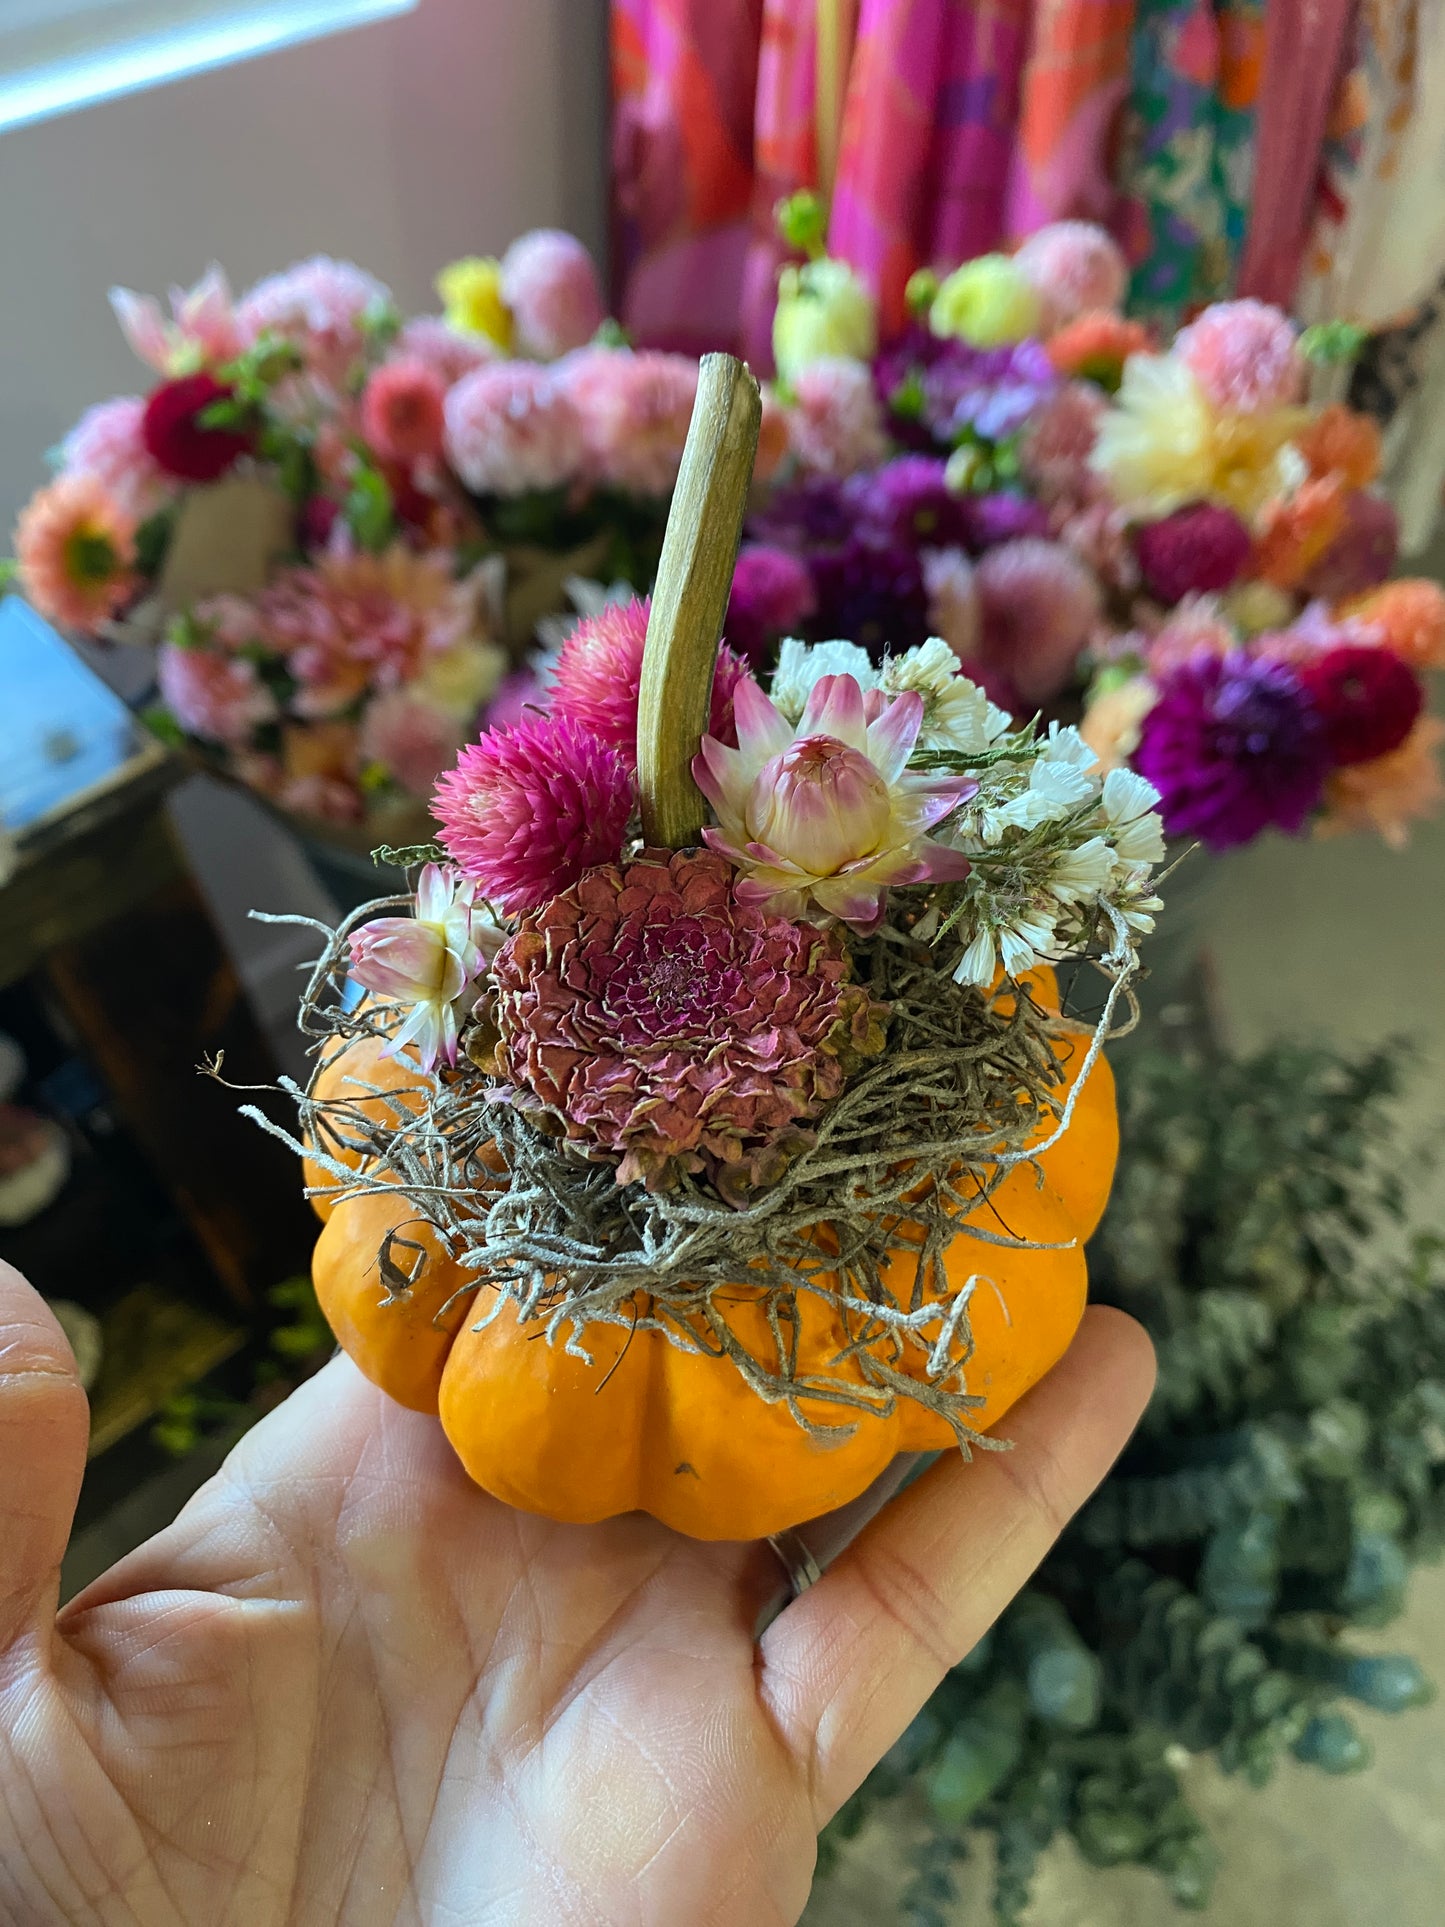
725,544,818,665
959,491,1051,552
810,535,931,660
1135,649,1330,849
746,475,853,554
920,339,1060,446
844,455,965,547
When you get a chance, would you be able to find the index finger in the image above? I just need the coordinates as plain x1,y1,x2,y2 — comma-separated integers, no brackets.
758,1305,1154,1823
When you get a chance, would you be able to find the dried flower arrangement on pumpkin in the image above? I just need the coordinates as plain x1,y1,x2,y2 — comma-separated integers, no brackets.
244,359,1165,1543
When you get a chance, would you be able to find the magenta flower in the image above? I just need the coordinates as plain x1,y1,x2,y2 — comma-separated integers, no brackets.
694,673,974,928
1135,650,1329,849
433,712,635,914
348,864,502,1071
725,545,818,665
1135,503,1252,605
549,596,752,761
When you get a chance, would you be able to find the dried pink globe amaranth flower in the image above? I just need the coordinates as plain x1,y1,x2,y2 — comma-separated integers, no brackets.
491,847,888,1200
694,673,974,928
443,360,585,496
500,229,606,360
549,595,753,761
433,711,635,914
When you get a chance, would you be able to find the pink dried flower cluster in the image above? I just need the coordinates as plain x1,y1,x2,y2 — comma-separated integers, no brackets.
1015,222,1129,329
565,348,699,496
157,644,277,744
60,397,175,520
490,847,887,1200
787,358,889,477
973,537,1101,705
433,711,635,914
443,361,585,495
1173,299,1303,414
501,229,605,360
236,255,391,384
392,315,497,387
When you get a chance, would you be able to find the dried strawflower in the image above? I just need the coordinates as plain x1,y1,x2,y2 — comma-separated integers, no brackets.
433,712,635,913
491,847,887,1200
109,265,242,375
1296,404,1382,490
348,864,502,1071
694,672,973,927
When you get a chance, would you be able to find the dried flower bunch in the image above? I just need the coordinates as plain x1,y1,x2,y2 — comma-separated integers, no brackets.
729,197,1445,855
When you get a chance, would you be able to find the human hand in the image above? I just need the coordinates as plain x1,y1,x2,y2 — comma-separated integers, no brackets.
0,1258,1151,1926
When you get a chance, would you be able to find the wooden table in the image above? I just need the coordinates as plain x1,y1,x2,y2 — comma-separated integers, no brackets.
0,598,314,1311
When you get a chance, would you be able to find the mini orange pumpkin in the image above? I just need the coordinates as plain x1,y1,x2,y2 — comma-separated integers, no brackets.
307,966,1117,1540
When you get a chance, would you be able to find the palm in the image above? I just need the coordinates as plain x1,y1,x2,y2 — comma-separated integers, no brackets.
0,1263,1151,1926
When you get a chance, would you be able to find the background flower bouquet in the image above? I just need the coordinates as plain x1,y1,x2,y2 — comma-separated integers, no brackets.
726,202,1445,864
7,230,735,860
261,358,1167,1543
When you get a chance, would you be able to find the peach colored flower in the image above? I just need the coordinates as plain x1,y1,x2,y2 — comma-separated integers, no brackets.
1252,476,1347,589
1045,311,1153,387
1338,580,1445,671
1296,404,1382,490
754,389,791,487
1080,676,1158,772
14,475,137,633
1318,719,1445,849
360,359,447,465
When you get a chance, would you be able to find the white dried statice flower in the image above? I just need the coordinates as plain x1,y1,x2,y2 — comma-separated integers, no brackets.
769,636,878,722
877,638,1011,755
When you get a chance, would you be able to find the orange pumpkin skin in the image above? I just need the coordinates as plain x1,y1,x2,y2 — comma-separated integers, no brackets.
308,966,1117,1539
303,1030,426,1221
313,1190,478,1413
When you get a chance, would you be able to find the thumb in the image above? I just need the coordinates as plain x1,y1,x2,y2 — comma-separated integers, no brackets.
0,1261,89,1651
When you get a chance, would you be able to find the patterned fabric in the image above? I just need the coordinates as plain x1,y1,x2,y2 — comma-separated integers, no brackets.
825,0,1034,339
1236,0,1357,308
1116,0,1266,327
1004,1,1138,240
610,0,767,355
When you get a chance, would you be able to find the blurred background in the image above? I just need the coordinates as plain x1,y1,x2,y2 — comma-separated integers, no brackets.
2,5,1443,1923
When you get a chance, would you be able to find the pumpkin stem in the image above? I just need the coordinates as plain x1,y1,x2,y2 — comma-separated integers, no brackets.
637,353,762,850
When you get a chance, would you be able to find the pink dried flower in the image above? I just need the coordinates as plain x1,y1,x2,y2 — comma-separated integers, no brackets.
974,538,1101,705
277,773,362,823
236,256,391,382
393,315,498,387
565,348,699,496
14,474,138,634
1174,300,1304,414
60,397,175,520
157,641,277,743
224,545,474,717
694,674,973,928
923,547,981,661
360,359,448,466
443,360,584,495
1020,381,1106,506
491,846,888,1200
349,864,502,1071
359,690,468,798
109,265,242,375
500,229,605,360
1051,499,1139,594
1014,222,1129,329
550,596,752,761
433,712,635,913
484,668,546,731
787,358,889,478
